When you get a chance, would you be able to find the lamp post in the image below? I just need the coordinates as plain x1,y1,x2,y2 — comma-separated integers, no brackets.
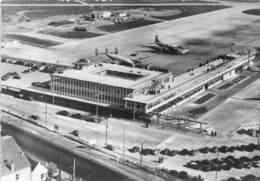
93,93,100,116
96,104,99,117
105,117,108,146
140,142,143,166
41,95,47,128
105,114,112,146
133,102,136,121
123,120,126,161
257,120,260,145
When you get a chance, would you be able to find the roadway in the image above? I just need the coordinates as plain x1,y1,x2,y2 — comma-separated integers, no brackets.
1,111,168,181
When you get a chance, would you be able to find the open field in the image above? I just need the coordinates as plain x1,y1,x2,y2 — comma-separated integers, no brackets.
1,5,228,48
4,34,61,47
3,3,260,75
86,0,219,4
243,8,260,16
199,98,260,135
233,78,260,100
2,0,80,4
98,19,161,32
2,5,227,21
40,30,104,39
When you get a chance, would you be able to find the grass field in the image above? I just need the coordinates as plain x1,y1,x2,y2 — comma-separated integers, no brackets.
2,0,79,4
2,5,228,21
218,82,234,90
98,19,161,32
194,93,215,104
243,9,260,16
41,30,104,39
87,0,219,3
4,34,61,47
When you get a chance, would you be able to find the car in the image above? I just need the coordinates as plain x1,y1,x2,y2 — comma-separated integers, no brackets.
29,114,40,120
70,130,80,137
13,75,21,79
14,93,33,101
23,95,33,101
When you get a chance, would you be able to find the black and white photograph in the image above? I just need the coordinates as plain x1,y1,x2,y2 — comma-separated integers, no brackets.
1,0,260,180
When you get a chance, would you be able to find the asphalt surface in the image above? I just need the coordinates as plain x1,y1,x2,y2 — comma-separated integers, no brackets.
3,2,259,75
1,112,168,181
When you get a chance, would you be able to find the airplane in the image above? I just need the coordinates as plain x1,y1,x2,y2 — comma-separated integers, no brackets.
95,47,150,67
147,35,190,55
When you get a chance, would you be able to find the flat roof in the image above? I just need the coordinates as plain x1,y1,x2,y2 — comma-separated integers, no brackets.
125,52,256,103
53,63,164,89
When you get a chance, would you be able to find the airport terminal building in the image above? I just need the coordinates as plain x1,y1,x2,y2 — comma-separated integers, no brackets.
50,63,173,112
50,51,256,114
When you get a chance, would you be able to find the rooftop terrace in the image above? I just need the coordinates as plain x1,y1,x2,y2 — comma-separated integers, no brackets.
53,63,164,89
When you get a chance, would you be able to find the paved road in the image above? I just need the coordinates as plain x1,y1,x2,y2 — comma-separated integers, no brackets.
1,112,168,181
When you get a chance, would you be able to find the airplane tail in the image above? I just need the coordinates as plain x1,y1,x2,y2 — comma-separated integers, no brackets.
154,35,160,44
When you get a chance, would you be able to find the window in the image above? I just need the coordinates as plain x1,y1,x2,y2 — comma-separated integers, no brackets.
16,173,19,180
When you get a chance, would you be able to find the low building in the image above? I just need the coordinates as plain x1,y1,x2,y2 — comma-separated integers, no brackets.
1,135,48,181
1,135,31,181
30,159,48,181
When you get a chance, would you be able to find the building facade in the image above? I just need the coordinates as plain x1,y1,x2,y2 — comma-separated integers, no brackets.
1,136,31,181
50,63,173,111
50,51,255,114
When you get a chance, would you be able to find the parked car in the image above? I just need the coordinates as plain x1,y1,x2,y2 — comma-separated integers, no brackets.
70,130,80,137
14,93,33,101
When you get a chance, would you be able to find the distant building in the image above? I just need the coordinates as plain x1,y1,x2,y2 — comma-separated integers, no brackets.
1,135,48,181
100,11,112,19
72,59,90,70
1,135,31,181
30,159,48,181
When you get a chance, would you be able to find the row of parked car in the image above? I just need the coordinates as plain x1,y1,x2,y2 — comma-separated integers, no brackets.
237,128,259,137
2,72,21,81
2,57,66,74
56,110,100,123
32,81,50,89
128,143,260,157
14,93,33,101
185,155,260,172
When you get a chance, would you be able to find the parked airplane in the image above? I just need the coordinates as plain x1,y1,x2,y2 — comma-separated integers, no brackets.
148,35,190,55
95,47,149,66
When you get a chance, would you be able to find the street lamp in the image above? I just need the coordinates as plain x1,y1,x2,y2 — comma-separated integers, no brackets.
96,104,99,117
93,93,101,116
133,102,136,121
257,120,260,146
105,114,112,146
122,120,126,161
41,95,48,128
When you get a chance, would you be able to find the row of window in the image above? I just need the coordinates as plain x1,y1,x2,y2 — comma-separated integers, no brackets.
52,84,124,105
52,76,132,96
147,91,176,110
126,101,146,111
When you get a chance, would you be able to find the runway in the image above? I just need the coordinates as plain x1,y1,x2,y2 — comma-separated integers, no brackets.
2,2,260,74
